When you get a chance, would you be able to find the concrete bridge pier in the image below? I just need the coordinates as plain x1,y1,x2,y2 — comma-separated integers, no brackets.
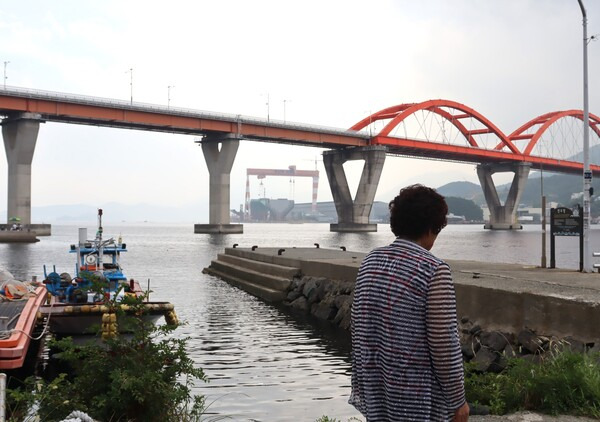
2,113,50,235
195,134,243,234
323,146,386,232
477,162,531,230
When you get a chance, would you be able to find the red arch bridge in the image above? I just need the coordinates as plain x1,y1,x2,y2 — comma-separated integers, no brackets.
1,88,599,233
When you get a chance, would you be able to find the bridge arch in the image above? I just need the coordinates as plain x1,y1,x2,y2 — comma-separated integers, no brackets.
507,110,600,156
351,99,520,154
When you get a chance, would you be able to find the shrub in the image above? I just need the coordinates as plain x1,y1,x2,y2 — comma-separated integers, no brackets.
465,350,600,417
8,294,207,422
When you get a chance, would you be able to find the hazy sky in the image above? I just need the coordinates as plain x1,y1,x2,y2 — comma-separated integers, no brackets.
1,1,599,220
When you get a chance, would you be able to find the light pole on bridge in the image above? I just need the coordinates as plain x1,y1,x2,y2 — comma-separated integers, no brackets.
168,85,175,108
127,68,133,105
3,61,9,89
577,0,594,272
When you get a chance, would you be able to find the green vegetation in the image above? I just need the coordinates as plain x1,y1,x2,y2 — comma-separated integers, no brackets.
6,294,207,422
465,350,600,417
445,196,484,221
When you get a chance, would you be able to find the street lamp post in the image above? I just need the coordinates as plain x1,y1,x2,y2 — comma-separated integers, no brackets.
127,68,133,104
3,61,9,89
577,0,592,272
266,93,270,122
168,85,175,108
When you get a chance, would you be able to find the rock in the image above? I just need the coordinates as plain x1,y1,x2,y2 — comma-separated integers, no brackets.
333,300,351,326
489,354,508,373
472,347,499,373
587,343,600,354
307,283,326,306
460,316,470,324
560,336,586,354
480,331,508,353
502,343,517,359
461,320,473,335
333,294,352,309
469,324,482,336
292,278,306,291
338,313,351,330
286,290,302,302
290,296,308,311
311,302,337,320
521,354,542,365
302,278,318,298
461,343,475,360
338,280,354,295
517,329,545,354
469,403,490,415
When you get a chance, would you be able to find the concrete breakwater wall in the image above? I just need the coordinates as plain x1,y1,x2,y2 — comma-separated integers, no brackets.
203,247,600,364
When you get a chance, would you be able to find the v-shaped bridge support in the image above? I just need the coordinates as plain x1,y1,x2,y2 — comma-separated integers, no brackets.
323,146,386,232
195,133,243,234
477,162,531,230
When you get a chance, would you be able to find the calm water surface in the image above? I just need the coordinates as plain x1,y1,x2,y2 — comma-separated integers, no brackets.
1,223,598,421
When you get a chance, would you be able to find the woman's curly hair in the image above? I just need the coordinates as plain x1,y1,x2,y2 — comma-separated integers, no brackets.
389,184,448,239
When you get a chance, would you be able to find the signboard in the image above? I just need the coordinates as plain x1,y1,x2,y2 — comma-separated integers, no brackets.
550,207,582,236
550,206,583,271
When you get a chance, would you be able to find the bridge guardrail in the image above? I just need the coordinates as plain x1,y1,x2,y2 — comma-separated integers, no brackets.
0,85,368,139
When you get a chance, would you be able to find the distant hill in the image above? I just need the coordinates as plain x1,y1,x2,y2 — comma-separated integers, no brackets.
445,196,483,221
437,181,485,205
1,202,208,224
438,173,600,214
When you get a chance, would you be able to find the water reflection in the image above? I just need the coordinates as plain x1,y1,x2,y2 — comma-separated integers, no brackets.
3,243,33,280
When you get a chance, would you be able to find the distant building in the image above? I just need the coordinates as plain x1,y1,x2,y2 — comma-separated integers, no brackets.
288,201,390,223
447,213,466,223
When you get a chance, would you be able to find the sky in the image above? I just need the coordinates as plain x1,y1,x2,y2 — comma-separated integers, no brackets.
1,0,599,221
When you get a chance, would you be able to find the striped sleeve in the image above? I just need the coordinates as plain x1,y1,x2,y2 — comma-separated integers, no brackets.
426,262,466,411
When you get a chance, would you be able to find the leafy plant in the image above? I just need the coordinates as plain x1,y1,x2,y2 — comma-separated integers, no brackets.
16,294,208,422
465,350,600,417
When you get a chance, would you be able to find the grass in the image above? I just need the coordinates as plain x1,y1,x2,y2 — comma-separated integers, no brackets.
465,349,600,417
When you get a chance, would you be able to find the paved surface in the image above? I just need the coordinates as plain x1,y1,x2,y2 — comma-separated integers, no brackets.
231,246,600,304
448,259,600,304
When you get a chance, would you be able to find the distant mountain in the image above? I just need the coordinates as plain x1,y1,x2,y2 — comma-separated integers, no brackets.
437,181,485,205
437,173,600,214
2,202,209,224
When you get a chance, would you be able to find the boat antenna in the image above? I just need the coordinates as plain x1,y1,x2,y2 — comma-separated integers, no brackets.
97,209,104,269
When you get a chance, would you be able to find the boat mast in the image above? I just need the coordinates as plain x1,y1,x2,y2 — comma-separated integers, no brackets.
97,209,103,269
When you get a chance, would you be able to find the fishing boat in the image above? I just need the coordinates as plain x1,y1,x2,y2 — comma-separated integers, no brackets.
0,277,47,370
39,209,177,337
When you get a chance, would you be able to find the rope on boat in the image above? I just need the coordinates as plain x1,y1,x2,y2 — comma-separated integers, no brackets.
0,287,54,341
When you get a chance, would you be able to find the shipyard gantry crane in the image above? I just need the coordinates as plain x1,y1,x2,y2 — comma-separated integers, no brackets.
245,165,319,216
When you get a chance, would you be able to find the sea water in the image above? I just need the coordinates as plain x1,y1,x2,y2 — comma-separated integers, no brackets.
0,223,598,421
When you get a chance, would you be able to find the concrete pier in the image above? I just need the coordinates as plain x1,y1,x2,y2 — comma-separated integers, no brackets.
477,162,531,230
2,113,43,228
323,146,386,233
197,134,243,234
205,247,600,345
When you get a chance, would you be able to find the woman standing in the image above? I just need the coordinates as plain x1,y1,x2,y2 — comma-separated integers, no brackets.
349,184,469,421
